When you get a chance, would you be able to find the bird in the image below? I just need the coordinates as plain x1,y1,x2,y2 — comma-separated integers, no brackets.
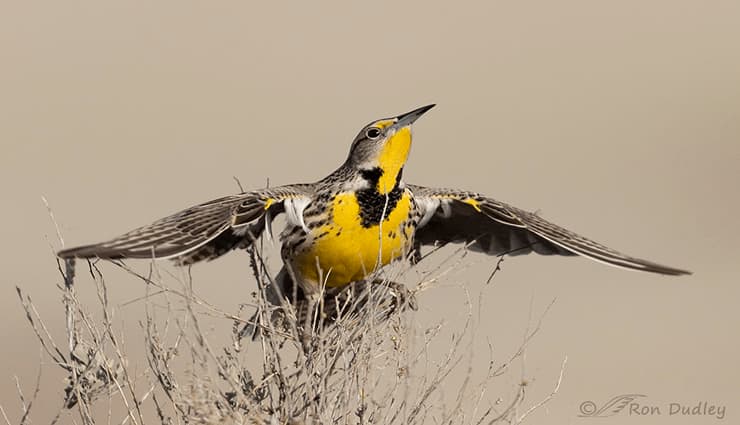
57,104,691,328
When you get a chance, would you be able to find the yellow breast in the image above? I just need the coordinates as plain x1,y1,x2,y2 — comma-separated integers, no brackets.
294,191,414,288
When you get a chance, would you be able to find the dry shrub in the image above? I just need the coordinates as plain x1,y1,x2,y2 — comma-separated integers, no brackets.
8,240,565,425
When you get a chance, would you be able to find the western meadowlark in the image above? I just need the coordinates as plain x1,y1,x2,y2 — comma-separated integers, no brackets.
57,104,690,327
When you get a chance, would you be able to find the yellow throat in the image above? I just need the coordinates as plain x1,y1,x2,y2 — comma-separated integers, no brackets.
376,126,412,194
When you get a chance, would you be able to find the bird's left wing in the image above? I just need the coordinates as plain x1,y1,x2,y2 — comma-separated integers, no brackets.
410,185,690,276
57,184,313,265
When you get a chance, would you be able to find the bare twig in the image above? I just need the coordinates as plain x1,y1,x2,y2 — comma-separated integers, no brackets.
41,195,65,247
0,405,11,425
516,356,567,423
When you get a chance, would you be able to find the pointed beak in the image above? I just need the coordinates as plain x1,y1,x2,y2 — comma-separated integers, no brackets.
392,104,436,129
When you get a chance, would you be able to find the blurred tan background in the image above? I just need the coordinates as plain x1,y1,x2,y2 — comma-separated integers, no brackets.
1,0,738,423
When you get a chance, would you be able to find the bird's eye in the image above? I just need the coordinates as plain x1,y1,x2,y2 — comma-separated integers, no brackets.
365,127,381,140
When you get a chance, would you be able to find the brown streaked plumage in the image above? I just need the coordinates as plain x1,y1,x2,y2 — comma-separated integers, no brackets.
58,104,691,323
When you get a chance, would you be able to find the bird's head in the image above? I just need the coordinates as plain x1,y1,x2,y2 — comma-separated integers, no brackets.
346,104,435,194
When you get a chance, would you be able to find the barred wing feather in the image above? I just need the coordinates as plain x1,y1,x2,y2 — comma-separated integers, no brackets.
57,185,313,265
410,185,690,276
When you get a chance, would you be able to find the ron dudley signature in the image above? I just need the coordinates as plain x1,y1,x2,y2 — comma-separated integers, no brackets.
579,394,727,420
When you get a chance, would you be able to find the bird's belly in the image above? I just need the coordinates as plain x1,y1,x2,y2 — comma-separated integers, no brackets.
291,192,414,288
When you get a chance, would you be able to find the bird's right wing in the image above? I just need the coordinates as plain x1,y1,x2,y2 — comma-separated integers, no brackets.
57,184,314,265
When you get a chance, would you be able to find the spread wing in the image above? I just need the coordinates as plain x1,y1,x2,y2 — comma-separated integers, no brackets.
410,185,691,276
57,184,313,265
